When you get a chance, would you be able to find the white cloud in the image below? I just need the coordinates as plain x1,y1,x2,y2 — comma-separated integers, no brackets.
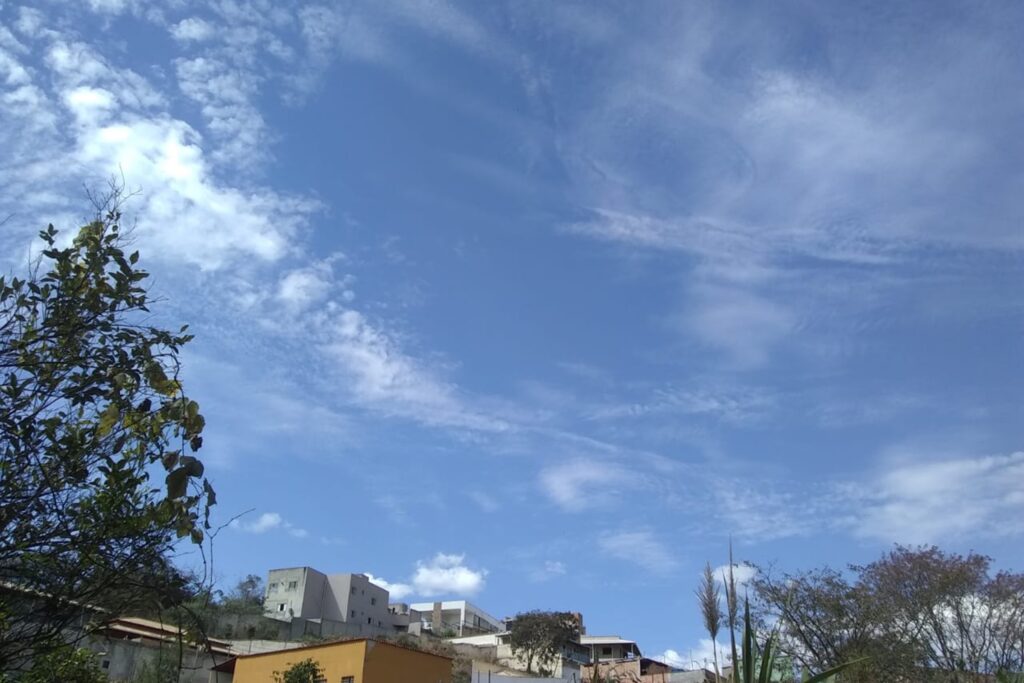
366,573,413,600
230,512,308,538
538,458,638,512
713,563,757,587
277,264,333,311
660,639,733,672
323,309,507,431
411,552,487,597
174,56,270,168
170,17,216,43
0,31,317,272
367,553,487,600
599,530,678,574
848,451,1024,543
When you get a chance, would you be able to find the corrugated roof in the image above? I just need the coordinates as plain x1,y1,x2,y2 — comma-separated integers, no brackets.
579,635,637,645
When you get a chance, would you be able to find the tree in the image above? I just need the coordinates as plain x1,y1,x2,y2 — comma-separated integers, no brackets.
698,561,723,681
753,546,1024,682
19,646,106,683
0,204,214,669
507,611,580,675
223,574,266,611
273,658,325,683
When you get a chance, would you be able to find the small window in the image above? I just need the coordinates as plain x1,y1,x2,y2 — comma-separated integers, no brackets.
602,647,612,656
278,603,287,612
101,661,110,670
370,597,377,605
268,582,278,592
367,617,372,624
287,581,298,591
351,586,357,594
351,610,356,618
342,677,354,683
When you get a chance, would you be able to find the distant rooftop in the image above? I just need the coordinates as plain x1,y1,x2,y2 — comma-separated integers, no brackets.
580,635,637,645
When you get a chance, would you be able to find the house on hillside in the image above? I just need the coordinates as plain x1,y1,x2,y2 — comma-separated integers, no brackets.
579,635,642,681
450,631,590,680
87,616,234,683
210,638,452,683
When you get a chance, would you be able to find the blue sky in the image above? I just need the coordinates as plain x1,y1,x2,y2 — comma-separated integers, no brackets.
1,0,1023,668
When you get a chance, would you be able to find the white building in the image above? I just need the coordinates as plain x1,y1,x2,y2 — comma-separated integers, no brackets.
408,600,504,636
579,635,641,661
451,632,590,680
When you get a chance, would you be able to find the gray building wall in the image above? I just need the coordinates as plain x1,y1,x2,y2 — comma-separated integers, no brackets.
264,568,390,629
264,567,330,621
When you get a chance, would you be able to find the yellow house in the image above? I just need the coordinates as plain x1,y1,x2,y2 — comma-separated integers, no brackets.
210,638,452,683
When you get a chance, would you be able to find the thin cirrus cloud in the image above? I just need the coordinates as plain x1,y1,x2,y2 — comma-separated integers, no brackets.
846,451,1024,544
538,458,640,513
598,530,679,575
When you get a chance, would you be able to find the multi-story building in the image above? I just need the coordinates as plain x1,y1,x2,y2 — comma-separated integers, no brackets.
579,634,641,661
407,600,504,636
263,568,392,638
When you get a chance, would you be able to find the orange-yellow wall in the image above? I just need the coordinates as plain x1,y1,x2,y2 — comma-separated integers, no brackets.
362,642,452,683
232,640,367,682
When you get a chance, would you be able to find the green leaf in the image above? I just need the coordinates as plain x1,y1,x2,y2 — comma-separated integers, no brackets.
802,658,868,683
166,468,189,499
97,403,120,438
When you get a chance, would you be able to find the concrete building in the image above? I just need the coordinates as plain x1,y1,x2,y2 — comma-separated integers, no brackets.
210,638,452,683
264,568,393,639
265,568,390,627
86,616,235,683
408,600,504,636
579,634,641,661
450,632,590,680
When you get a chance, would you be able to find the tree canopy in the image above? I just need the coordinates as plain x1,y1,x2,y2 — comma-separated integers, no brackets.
0,207,214,668
507,610,580,675
753,545,1024,682
273,658,325,683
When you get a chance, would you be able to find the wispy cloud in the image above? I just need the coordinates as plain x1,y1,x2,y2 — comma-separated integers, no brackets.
599,530,678,575
529,560,567,583
538,458,640,512
845,451,1024,543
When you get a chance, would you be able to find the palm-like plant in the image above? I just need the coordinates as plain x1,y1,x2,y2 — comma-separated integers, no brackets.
697,561,724,681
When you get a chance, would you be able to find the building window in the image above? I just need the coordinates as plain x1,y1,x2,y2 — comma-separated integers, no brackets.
351,586,356,595
370,597,376,605
101,661,110,670
278,603,287,612
351,610,356,618
602,647,612,656
287,581,298,591
268,582,278,592
367,617,372,624
342,677,354,683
